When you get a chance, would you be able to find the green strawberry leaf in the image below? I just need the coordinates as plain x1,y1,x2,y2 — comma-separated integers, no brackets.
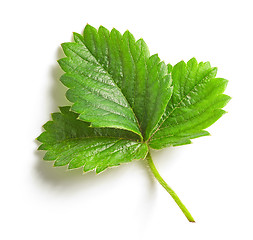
38,25,230,222
37,107,148,173
149,58,231,149
58,25,172,140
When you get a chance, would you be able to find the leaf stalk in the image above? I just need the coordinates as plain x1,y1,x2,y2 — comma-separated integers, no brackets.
146,152,195,222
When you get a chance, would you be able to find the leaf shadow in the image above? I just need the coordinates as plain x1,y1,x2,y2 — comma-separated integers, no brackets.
48,46,69,114
34,147,123,192
34,145,156,196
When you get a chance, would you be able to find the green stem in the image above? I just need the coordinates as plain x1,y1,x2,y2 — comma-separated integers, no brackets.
146,152,195,223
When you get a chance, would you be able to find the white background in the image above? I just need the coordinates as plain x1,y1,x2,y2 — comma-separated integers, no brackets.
1,0,253,239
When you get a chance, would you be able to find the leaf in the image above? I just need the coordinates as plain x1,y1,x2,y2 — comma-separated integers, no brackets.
58,25,172,140
38,25,230,222
37,107,148,173
149,58,231,149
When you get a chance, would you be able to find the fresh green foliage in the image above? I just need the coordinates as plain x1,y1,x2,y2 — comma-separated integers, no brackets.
37,24,230,222
38,107,147,173
58,25,172,140
149,58,231,149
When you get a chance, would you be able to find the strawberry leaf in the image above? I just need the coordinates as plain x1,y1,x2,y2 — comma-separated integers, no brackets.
37,107,148,173
58,25,172,140
149,58,231,149
38,25,230,222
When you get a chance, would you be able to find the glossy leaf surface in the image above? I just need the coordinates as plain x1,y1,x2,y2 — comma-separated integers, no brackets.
58,25,172,140
149,58,231,149
38,107,148,173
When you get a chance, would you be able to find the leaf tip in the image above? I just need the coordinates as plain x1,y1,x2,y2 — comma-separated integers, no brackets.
84,23,97,33
37,144,44,150
188,57,197,62
67,163,76,170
